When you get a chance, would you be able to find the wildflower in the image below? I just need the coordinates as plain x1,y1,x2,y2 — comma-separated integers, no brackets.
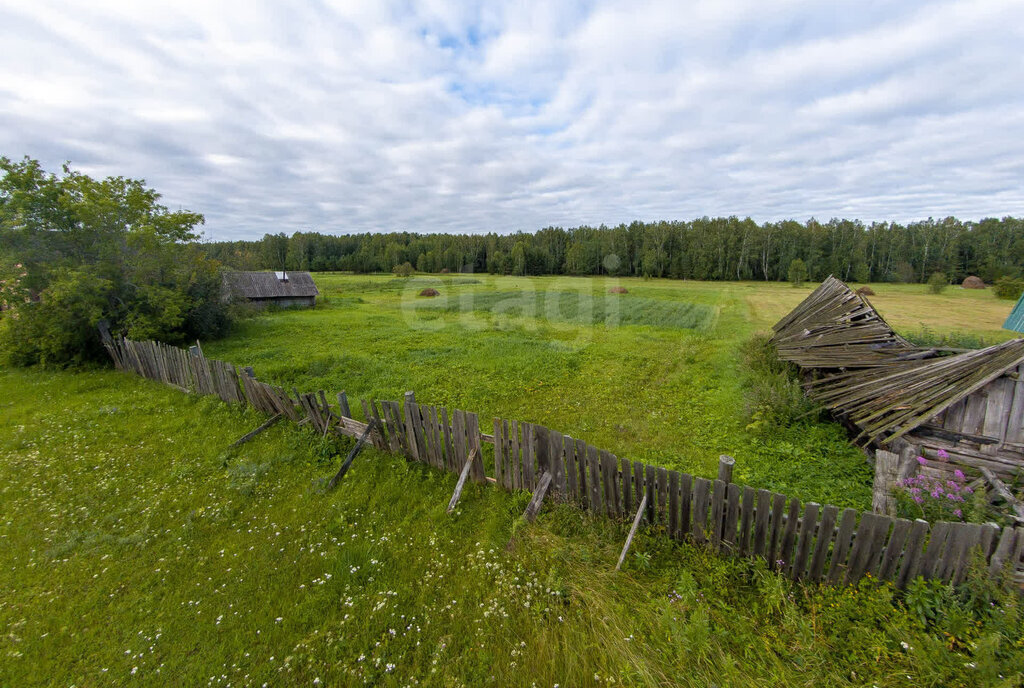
916,456,928,466
937,449,949,459
953,469,965,480
954,509,962,518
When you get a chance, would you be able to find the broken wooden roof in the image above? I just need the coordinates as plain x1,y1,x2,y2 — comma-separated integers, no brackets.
223,271,319,299
772,276,1024,446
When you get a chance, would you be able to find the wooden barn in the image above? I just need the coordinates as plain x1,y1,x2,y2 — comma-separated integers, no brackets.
772,277,1024,489
223,271,319,308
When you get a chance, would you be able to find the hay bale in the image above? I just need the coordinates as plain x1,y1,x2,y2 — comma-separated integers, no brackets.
439,267,450,274
608,286,629,294
418,288,440,297
856,285,876,296
962,275,985,289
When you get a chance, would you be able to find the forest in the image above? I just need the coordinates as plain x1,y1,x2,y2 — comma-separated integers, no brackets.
204,216,1024,284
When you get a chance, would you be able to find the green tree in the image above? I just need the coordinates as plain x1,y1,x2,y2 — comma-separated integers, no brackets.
788,258,808,287
927,271,948,294
393,261,414,277
0,156,228,366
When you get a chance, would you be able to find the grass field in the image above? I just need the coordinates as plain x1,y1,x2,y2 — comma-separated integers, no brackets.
2,368,1022,687
2,276,1021,687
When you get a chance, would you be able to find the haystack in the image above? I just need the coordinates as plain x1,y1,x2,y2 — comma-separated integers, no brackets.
418,288,440,297
608,286,629,294
962,275,985,289
856,285,875,296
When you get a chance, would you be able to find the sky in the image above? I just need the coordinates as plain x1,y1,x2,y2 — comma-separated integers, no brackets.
1,1,1023,241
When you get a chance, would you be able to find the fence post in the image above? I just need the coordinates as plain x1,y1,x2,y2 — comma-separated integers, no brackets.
718,455,735,484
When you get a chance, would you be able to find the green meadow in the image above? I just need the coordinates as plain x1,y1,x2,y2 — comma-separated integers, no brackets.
2,275,1022,687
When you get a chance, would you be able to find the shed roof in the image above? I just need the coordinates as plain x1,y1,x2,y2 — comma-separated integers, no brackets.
772,276,1024,446
223,271,319,299
1005,293,1024,333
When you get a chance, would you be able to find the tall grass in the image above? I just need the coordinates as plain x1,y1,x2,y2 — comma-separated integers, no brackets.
1,368,1020,686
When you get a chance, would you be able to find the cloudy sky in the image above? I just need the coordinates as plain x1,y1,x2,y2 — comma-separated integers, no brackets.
1,1,1023,240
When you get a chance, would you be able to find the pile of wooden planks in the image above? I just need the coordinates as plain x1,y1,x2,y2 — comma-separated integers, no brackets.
772,277,1024,449
772,276,927,369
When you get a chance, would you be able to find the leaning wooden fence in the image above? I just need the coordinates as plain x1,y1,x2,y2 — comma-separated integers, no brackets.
104,336,1024,588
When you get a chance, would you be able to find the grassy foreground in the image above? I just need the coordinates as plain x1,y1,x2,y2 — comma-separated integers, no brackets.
2,368,1023,687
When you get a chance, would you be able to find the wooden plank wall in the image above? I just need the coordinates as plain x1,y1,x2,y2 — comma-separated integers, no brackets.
105,336,1024,589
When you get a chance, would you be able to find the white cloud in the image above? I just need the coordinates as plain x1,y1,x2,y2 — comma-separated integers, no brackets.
0,0,1022,240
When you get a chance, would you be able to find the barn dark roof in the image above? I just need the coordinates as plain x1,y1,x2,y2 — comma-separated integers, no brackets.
223,271,319,299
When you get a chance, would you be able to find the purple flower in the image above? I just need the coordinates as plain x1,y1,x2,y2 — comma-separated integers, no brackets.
937,449,949,460
953,469,965,481
913,496,923,504
916,456,928,466
953,509,962,518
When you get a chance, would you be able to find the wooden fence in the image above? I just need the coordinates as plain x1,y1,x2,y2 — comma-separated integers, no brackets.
104,336,1024,588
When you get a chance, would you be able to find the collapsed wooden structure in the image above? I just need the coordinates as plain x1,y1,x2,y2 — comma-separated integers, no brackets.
772,277,1024,484
103,334,1024,588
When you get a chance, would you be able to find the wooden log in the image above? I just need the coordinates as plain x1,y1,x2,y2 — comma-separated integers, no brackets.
980,467,1024,522
447,448,480,513
403,395,419,461
717,455,735,484
808,504,839,582
791,502,819,580
616,495,648,572
229,413,282,448
550,430,566,499
633,461,645,515
370,401,390,453
523,423,535,490
442,407,456,472
327,421,375,489
503,420,514,489
523,471,553,522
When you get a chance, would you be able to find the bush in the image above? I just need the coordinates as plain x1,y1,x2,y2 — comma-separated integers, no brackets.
392,262,414,278
927,272,948,294
0,156,229,366
993,276,1024,300
741,334,822,432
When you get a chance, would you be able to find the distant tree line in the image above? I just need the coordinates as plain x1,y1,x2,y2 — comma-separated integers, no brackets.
205,216,1024,284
